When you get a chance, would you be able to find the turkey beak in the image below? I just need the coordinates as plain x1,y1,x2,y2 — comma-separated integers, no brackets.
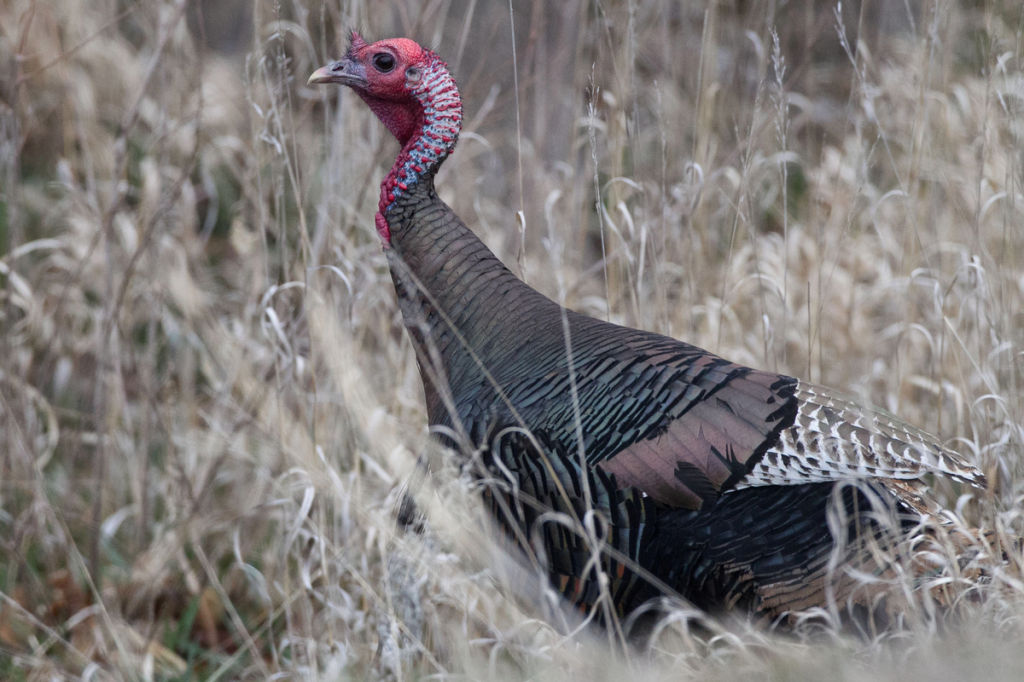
308,57,368,89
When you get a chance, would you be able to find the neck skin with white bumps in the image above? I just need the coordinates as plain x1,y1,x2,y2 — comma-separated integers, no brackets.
374,50,462,243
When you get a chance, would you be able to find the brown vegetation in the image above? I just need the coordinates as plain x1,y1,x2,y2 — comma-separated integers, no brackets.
1,0,1022,678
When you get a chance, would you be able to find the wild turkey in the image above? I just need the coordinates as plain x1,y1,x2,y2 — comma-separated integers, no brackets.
308,34,988,628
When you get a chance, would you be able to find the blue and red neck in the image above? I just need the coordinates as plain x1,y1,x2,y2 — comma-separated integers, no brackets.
372,51,462,244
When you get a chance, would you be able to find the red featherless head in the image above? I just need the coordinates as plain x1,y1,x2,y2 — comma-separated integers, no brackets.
310,34,463,242
309,32,461,147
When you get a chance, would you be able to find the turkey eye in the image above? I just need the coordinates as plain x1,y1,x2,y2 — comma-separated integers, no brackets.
372,52,396,73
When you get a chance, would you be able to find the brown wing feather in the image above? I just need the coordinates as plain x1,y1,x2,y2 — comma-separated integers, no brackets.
599,370,797,509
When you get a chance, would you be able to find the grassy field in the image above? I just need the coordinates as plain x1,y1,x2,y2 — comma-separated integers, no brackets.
2,0,1024,678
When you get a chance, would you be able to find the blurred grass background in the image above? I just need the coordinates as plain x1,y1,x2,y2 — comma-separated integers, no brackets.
1,0,1023,678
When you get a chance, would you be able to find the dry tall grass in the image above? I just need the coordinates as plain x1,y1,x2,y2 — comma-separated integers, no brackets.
2,0,1023,679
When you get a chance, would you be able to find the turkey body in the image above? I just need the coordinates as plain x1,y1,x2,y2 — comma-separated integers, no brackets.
309,35,986,628
385,179,952,625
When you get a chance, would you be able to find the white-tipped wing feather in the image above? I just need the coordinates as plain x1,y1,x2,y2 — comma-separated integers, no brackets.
739,381,986,489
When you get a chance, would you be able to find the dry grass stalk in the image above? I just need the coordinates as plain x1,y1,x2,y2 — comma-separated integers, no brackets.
1,0,1022,678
